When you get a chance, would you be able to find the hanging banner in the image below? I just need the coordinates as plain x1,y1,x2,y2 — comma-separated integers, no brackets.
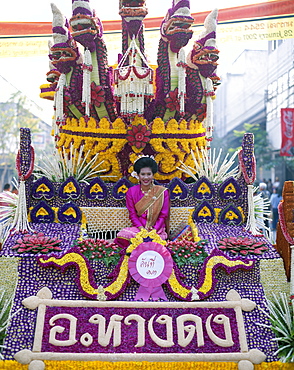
280,108,294,157
1,0,293,58
214,16,294,44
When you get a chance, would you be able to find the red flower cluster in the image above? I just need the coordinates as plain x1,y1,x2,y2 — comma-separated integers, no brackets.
12,232,62,254
165,88,180,112
218,236,268,256
91,82,105,107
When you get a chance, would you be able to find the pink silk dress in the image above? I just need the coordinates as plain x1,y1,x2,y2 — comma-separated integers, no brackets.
115,184,170,245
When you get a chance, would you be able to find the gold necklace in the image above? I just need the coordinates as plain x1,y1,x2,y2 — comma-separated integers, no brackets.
141,184,153,196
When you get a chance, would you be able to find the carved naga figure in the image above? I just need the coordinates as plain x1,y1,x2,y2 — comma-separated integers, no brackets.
49,4,84,138
70,0,117,122
115,0,153,119
185,9,220,138
151,0,194,122
119,0,148,65
40,41,61,102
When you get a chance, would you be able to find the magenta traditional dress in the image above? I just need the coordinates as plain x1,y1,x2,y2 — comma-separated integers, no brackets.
114,184,170,248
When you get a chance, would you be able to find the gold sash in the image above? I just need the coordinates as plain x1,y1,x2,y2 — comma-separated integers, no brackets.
135,185,167,229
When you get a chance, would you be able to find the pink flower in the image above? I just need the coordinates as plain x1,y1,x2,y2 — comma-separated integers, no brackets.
126,124,151,149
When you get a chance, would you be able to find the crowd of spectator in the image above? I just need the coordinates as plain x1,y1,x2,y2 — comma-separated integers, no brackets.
257,177,283,233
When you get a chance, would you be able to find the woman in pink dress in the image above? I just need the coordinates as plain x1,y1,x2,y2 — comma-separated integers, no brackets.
114,156,170,248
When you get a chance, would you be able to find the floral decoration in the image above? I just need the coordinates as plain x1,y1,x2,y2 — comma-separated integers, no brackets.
219,204,243,226
38,247,99,300
218,177,241,200
56,116,207,182
217,236,269,256
196,248,254,300
30,201,55,223
75,238,121,267
192,177,214,200
126,123,151,149
12,231,62,254
84,177,108,200
112,177,132,200
59,176,81,200
31,177,55,200
168,177,189,201
91,82,105,107
165,88,180,112
193,201,215,223
57,202,82,223
166,239,208,267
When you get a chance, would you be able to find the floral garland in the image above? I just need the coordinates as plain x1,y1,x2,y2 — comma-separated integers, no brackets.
16,145,35,180
238,149,256,185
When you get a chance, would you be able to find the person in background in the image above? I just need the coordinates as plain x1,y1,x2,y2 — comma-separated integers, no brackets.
270,187,282,231
273,176,280,191
11,186,18,195
267,178,273,195
2,184,11,193
258,182,271,229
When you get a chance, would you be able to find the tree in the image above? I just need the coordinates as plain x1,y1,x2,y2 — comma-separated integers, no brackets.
0,92,42,189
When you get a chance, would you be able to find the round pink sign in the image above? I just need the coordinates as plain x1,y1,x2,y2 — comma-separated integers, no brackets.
128,242,173,289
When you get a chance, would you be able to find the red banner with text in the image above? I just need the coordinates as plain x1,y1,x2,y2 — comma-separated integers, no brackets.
280,108,294,157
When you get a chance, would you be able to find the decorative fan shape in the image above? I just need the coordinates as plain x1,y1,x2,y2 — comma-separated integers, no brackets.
219,177,241,200
219,204,243,226
59,176,81,200
192,177,214,200
57,202,82,223
193,201,215,223
30,201,55,223
168,177,188,200
112,178,132,200
84,177,108,200
31,177,55,200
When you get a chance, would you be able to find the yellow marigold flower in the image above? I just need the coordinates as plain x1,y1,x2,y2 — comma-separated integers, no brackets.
152,117,165,133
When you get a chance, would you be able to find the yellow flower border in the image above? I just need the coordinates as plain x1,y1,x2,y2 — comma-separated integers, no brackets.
1,360,291,370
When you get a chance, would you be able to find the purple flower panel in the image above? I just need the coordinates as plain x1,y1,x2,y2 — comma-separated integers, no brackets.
193,201,215,223
59,176,81,200
41,306,240,354
84,177,108,200
218,177,241,200
192,177,214,200
112,178,132,200
31,177,55,200
57,202,82,223
168,177,189,201
30,200,55,223
219,204,243,226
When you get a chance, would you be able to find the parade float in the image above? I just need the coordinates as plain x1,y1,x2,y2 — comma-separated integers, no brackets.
0,1,292,370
